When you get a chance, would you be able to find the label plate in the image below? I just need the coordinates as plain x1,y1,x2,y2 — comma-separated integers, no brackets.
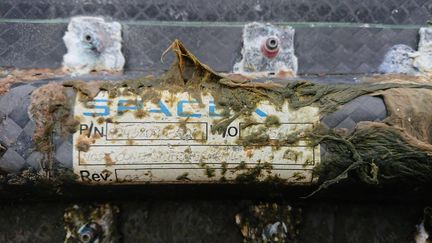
72,89,320,184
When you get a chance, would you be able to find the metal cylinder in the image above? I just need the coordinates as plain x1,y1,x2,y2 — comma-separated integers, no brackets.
0,80,387,186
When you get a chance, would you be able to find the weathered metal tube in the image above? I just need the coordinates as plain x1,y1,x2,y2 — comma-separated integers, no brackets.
0,41,431,196
0,78,386,186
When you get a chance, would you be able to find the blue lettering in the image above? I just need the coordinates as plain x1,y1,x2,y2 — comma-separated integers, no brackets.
255,108,267,117
118,99,137,112
82,99,269,118
209,101,222,117
149,100,172,116
83,99,109,116
178,100,201,118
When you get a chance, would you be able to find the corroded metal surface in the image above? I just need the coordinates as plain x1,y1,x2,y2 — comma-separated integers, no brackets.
63,17,125,75
1,1,432,243
64,203,120,243
235,203,301,242
0,73,387,183
380,27,432,75
234,23,297,77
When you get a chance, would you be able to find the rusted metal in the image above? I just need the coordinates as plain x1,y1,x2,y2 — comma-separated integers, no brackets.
0,68,64,95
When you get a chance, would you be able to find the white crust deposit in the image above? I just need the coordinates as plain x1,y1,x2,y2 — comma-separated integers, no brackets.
63,16,125,75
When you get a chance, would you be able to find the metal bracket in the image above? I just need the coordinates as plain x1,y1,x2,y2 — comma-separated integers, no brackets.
235,203,302,242
233,22,298,78
63,17,125,76
380,27,432,75
64,203,120,243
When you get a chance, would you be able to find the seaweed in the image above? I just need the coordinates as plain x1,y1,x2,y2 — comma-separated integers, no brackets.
25,39,432,195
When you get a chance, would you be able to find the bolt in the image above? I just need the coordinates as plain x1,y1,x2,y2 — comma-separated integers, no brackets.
266,38,278,50
261,37,280,58
85,34,92,42
77,223,99,243
83,33,103,53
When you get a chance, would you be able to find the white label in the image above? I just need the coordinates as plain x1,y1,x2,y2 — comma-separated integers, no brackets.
72,89,320,184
